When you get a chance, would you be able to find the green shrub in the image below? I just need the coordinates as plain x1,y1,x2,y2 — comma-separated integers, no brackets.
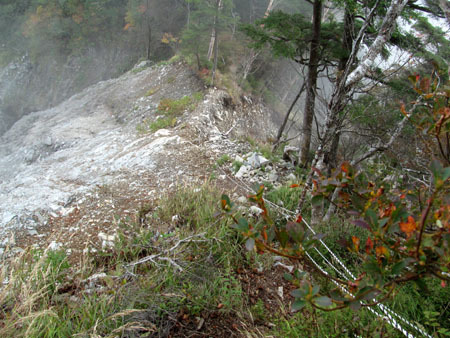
157,93,203,117
148,117,177,132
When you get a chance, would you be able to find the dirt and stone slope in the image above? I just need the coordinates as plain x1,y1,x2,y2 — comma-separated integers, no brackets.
0,61,280,258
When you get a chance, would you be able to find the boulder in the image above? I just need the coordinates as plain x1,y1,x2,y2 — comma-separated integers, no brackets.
246,153,269,168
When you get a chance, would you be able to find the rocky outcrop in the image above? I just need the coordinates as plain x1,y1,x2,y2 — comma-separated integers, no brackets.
0,61,279,256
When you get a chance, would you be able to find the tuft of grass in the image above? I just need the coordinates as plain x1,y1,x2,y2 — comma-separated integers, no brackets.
148,116,177,132
156,54,182,67
216,154,231,166
232,160,243,173
136,92,204,133
272,305,399,337
265,185,303,212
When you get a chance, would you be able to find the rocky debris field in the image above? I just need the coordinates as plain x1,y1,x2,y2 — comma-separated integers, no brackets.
0,60,302,261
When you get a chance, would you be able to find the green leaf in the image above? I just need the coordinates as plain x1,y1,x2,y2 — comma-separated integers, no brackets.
351,194,365,211
366,209,378,228
311,195,324,207
330,289,346,302
245,238,255,251
221,194,232,211
291,299,307,312
359,288,381,301
443,167,450,181
378,218,389,228
283,273,293,282
233,218,249,232
311,285,320,296
349,300,362,311
294,270,306,279
291,289,305,298
363,258,382,276
391,260,407,275
278,230,289,248
314,296,332,307
430,159,443,180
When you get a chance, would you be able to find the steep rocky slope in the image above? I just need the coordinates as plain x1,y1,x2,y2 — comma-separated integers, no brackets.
0,61,278,257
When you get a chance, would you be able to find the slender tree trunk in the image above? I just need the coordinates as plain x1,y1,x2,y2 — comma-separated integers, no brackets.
298,0,409,225
324,8,354,174
208,0,222,61
146,0,151,60
146,21,152,60
273,82,306,150
264,0,275,16
187,1,191,28
211,0,221,85
298,0,322,167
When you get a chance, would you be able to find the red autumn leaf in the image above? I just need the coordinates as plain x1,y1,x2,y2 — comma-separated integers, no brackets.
375,187,384,197
352,236,360,251
341,162,349,174
262,229,268,242
296,215,303,223
365,237,374,254
379,204,396,218
400,216,417,236
290,184,299,188
400,103,408,117
375,246,388,258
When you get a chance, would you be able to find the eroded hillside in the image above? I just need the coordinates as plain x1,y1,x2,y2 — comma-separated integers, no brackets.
0,60,279,257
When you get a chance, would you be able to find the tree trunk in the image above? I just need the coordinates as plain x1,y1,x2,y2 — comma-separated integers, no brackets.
208,0,222,61
273,82,305,150
298,0,409,225
146,0,151,60
264,0,276,17
298,0,322,167
211,0,221,85
323,8,354,175
146,21,152,60
187,1,191,28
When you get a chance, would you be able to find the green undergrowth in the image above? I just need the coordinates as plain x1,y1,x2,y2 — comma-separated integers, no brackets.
0,184,244,337
137,92,203,134
0,183,446,337
240,182,449,337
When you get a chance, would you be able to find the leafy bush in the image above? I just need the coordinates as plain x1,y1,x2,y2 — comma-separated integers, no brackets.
221,74,449,331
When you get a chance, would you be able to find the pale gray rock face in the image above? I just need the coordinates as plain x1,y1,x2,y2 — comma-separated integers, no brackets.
0,62,202,245
0,60,280,253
